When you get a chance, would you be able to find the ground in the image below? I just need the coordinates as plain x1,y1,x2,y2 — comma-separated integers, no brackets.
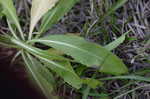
0,0,150,99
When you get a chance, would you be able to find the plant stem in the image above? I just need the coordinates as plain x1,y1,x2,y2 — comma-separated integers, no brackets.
82,72,98,99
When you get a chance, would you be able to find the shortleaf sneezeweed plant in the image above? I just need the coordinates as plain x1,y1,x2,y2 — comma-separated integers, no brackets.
0,0,128,98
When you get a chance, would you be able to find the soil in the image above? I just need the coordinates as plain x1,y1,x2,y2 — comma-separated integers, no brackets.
0,48,45,99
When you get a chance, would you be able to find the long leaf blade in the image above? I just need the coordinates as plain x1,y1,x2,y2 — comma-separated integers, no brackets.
11,39,82,88
11,38,66,61
100,75,150,82
0,0,24,40
30,35,128,75
22,52,56,99
36,55,82,89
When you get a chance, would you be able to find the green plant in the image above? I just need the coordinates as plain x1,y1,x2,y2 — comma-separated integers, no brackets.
0,0,128,99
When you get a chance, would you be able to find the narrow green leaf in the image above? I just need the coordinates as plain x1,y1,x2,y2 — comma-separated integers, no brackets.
11,51,21,64
0,34,18,48
100,75,150,82
11,38,82,88
114,84,150,99
0,0,24,40
100,0,128,23
82,78,103,89
0,34,11,44
38,57,82,89
105,34,126,51
22,52,56,99
105,31,130,51
7,19,19,40
11,38,66,61
37,0,79,37
82,87,90,99
30,35,128,75
29,0,59,39
28,54,56,86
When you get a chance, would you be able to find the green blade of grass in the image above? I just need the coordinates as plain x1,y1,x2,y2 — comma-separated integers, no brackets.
100,75,150,82
114,84,150,99
100,0,128,23
37,0,79,38
0,0,25,40
7,19,19,40
0,34,18,48
105,30,131,51
87,0,128,33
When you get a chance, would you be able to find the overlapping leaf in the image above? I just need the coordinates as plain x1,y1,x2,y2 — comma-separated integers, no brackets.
0,0,24,40
11,38,66,61
30,35,128,75
29,0,59,38
38,0,79,36
11,38,82,89
37,57,82,89
22,53,56,99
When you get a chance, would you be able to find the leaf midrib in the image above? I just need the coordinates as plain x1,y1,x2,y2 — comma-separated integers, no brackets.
2,2,22,33
31,39,103,61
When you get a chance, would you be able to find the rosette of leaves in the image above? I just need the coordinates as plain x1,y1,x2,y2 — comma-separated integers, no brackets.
0,0,128,99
